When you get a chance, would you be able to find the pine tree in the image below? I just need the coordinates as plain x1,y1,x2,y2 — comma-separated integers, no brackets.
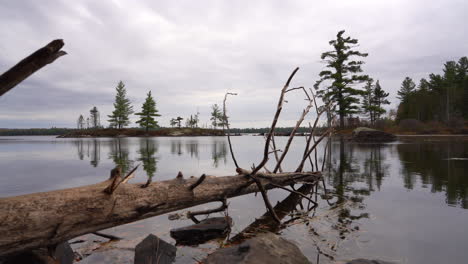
77,115,85,129
373,80,390,121
108,81,134,129
169,118,177,128
89,106,100,129
176,116,183,128
361,79,376,124
135,91,161,132
210,104,222,129
397,77,416,102
314,30,369,129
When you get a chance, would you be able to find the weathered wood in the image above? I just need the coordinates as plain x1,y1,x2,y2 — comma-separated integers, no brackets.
0,171,320,256
0,39,66,97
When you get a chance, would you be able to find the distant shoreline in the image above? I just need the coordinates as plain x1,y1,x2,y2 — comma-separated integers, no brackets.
56,127,225,138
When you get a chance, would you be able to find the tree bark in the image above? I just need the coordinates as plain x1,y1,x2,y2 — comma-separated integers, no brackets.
0,39,66,97
0,171,320,256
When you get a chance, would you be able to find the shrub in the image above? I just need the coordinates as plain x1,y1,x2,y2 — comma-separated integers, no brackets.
398,119,424,132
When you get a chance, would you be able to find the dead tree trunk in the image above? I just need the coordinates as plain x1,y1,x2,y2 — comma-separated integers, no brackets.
0,171,320,256
0,39,66,97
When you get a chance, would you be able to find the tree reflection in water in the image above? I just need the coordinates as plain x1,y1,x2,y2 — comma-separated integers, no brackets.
397,139,468,208
108,138,134,174
138,138,158,188
211,139,227,168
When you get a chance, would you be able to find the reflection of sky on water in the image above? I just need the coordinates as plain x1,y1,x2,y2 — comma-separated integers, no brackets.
1,136,468,263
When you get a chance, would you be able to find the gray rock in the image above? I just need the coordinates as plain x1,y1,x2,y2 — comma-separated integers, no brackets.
134,234,176,264
204,232,310,264
170,217,232,246
352,127,396,142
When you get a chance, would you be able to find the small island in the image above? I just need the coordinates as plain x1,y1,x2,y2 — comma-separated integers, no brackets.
57,127,225,138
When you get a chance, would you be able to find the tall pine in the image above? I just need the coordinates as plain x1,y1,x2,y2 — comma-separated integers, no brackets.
397,77,416,102
315,30,369,129
373,80,390,121
135,91,161,132
108,81,134,129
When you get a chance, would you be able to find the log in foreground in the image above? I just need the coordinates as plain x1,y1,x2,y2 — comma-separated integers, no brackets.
0,39,66,97
0,171,320,256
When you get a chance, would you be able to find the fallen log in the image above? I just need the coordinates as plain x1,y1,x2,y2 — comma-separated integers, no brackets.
0,171,320,256
0,39,66,97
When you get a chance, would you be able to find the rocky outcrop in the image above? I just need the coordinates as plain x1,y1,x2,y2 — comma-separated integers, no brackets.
351,127,396,143
204,232,309,264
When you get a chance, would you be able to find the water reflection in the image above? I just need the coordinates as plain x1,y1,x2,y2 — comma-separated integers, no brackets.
108,138,134,174
211,140,227,168
170,140,183,156
397,140,468,208
138,138,159,187
74,139,100,167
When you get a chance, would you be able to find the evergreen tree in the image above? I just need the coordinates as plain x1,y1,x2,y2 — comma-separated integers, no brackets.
77,115,85,129
176,116,183,128
169,118,177,128
210,104,222,129
373,80,390,121
360,79,376,124
314,30,369,129
397,77,416,101
89,106,100,129
135,91,161,132
108,81,134,129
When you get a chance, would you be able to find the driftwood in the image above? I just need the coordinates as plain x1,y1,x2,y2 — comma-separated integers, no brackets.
0,39,66,97
0,170,320,256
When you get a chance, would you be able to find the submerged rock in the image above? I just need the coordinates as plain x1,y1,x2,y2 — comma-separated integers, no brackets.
351,127,396,142
170,217,232,246
134,234,176,264
204,232,309,264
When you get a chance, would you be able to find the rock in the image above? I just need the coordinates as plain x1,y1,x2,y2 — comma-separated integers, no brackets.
204,232,309,264
170,217,232,246
0,242,74,264
351,127,396,142
346,259,396,264
134,234,176,264
54,241,75,264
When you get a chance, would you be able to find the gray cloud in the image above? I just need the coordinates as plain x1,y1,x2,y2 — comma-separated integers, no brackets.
1,0,467,128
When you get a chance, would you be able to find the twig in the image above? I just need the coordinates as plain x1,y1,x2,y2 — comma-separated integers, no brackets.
252,67,300,175
268,182,318,208
189,174,206,191
296,128,332,172
187,198,228,223
92,231,122,241
104,165,139,194
223,92,240,169
247,174,281,223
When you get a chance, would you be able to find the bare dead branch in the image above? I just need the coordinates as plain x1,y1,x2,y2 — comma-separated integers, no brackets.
92,231,122,241
187,198,228,223
247,174,281,223
0,39,67,97
223,92,240,169
252,67,300,175
189,174,206,191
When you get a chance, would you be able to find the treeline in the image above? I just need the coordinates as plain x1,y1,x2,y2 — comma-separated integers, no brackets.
396,57,468,125
229,127,311,134
0,128,74,136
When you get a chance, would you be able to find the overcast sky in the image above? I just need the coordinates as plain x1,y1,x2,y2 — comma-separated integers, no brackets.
0,0,466,128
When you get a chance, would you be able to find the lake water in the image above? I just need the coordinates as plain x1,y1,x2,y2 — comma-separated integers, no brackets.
0,135,467,263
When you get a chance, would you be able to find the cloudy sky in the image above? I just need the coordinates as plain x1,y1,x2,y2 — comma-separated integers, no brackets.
0,0,466,128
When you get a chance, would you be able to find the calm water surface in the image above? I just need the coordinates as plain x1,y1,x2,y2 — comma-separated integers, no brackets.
0,135,467,263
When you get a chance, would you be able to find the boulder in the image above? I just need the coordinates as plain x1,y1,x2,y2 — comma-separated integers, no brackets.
351,127,396,142
204,232,309,264
170,217,232,246
134,234,176,264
